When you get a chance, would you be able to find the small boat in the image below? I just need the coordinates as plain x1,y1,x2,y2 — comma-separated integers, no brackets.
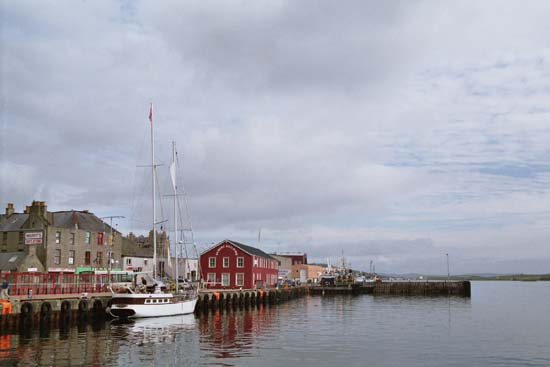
364,275,381,283
109,104,197,318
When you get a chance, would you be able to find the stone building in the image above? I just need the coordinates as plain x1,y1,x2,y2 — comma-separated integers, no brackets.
122,231,171,276
121,233,154,273
0,201,122,273
0,249,45,273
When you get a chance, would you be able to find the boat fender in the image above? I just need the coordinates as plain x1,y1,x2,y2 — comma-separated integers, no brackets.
61,301,71,313
78,300,89,312
40,302,52,319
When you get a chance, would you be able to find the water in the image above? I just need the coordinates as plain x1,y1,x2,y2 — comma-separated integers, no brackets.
1,282,549,366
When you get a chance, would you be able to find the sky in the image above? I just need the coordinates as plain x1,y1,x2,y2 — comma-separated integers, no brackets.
1,1,550,274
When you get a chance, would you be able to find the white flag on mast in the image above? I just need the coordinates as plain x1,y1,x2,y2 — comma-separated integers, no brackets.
170,161,177,192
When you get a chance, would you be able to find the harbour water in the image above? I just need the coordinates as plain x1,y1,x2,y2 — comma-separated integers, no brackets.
1,281,549,366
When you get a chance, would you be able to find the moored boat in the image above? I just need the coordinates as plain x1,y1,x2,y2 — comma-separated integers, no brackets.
109,104,198,318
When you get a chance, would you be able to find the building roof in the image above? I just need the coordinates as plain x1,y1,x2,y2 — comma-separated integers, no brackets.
205,239,277,260
0,252,26,271
0,214,29,231
0,211,117,233
52,211,117,233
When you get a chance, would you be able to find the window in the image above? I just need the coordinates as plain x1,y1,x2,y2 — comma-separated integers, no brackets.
236,273,244,287
221,273,230,286
237,257,244,268
144,259,148,266
85,251,91,265
126,258,132,265
223,257,229,268
68,250,75,265
98,232,104,245
70,233,75,245
85,231,91,244
18,231,24,244
96,252,103,266
209,257,216,268
55,231,61,244
207,273,216,285
54,249,61,265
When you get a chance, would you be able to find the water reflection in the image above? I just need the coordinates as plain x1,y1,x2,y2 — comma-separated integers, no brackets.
200,304,277,362
0,284,549,367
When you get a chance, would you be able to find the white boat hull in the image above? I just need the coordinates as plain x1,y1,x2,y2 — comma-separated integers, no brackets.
109,293,197,318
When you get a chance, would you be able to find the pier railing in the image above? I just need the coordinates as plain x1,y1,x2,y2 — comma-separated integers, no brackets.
1,272,115,296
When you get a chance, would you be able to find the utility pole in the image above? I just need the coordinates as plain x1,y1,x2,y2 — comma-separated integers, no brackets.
101,216,125,284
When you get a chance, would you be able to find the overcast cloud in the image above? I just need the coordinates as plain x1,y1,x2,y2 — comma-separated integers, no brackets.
2,1,550,274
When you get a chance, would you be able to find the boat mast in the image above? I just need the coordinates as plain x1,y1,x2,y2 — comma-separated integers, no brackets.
172,141,179,293
150,103,157,280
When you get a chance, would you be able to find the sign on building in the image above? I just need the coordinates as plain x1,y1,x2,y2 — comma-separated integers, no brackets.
278,269,289,278
25,231,43,245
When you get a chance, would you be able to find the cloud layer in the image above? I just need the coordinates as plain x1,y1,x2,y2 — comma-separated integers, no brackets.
2,1,550,274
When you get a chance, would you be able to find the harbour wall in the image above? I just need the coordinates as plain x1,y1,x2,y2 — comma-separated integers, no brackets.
0,281,470,331
0,293,110,333
372,281,471,297
196,287,307,313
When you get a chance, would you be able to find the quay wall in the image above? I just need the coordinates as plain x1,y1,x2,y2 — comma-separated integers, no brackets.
195,287,307,313
373,281,471,297
0,293,110,332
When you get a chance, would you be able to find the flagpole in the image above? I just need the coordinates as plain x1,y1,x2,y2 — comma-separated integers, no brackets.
150,103,157,280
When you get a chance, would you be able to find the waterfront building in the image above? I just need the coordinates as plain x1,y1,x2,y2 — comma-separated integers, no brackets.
0,201,122,273
169,257,198,282
121,234,154,273
121,232,198,281
270,254,292,279
121,231,174,277
290,264,325,283
200,239,279,289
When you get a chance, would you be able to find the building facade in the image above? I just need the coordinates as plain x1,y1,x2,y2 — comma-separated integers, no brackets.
200,239,278,289
0,201,122,273
272,252,307,265
290,264,325,283
270,254,293,279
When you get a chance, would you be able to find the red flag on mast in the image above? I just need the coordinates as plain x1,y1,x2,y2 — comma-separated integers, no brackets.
148,103,153,123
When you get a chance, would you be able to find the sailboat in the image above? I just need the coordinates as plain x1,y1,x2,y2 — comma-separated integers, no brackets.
109,104,198,318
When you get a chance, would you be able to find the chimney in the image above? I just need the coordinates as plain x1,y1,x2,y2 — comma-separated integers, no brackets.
72,211,79,230
5,203,14,217
39,201,47,219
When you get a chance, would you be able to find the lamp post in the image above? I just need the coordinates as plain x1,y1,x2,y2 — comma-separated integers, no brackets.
446,253,450,281
101,215,125,284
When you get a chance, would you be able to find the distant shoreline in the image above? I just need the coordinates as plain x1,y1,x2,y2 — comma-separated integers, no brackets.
424,274,550,281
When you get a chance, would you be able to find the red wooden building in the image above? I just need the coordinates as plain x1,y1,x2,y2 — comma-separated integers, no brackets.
200,239,279,289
